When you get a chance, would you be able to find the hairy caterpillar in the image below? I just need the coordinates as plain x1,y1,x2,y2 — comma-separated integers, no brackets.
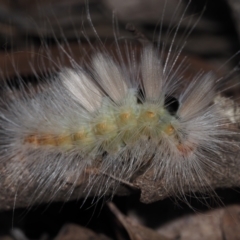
0,1,238,209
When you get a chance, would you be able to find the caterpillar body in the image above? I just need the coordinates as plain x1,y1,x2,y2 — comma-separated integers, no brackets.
0,5,237,207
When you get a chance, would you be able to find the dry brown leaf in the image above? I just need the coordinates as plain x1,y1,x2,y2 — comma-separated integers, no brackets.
108,202,171,240
157,205,240,240
54,224,112,240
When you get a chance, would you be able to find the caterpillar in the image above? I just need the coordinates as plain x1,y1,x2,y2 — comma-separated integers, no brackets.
0,1,238,209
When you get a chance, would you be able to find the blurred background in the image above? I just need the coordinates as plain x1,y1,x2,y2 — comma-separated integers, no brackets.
0,0,240,240
0,0,239,78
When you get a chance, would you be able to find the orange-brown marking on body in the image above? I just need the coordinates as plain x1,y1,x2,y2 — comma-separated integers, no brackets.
38,134,57,145
56,135,72,146
146,111,155,119
95,122,107,135
164,125,174,135
140,110,158,126
94,122,117,136
120,112,131,122
177,143,195,156
25,133,73,147
72,131,87,141
24,134,39,145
